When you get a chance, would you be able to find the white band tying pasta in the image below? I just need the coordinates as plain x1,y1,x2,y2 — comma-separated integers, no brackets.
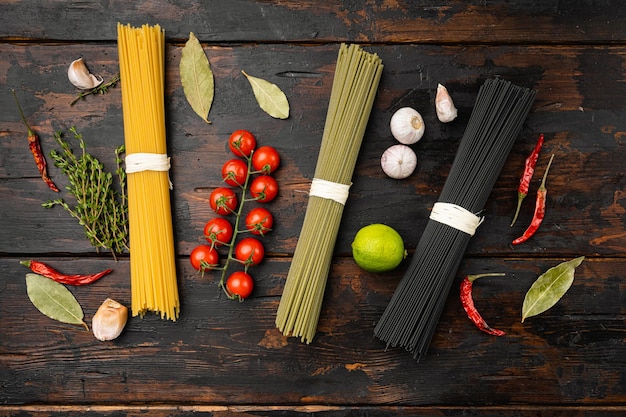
125,153,173,189
125,152,170,173
309,178,351,205
429,202,484,236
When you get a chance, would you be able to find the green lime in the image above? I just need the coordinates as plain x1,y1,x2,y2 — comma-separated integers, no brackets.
351,223,406,273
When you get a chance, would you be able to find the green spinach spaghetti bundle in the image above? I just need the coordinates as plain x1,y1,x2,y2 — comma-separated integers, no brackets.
275,43,383,343
374,78,536,361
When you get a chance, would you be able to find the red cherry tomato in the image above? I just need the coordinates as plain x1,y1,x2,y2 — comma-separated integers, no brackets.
228,130,256,157
209,187,238,215
221,158,248,187
225,271,254,300
245,207,274,235
204,217,234,246
249,175,278,203
252,146,280,174
190,244,219,272
235,237,265,266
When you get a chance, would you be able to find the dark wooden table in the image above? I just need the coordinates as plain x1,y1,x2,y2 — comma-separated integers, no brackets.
2,1,626,416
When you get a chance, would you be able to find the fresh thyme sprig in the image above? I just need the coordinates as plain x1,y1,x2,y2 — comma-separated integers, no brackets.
70,73,121,106
42,127,128,258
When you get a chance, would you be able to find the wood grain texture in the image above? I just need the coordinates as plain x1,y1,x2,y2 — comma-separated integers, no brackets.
2,257,626,408
1,0,626,44
1,1,626,416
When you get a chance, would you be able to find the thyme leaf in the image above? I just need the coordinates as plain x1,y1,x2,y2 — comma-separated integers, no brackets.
70,73,121,106
43,127,128,258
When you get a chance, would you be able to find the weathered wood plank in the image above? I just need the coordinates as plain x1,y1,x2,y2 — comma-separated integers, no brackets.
2,43,625,257
1,256,624,407
4,406,626,417
1,0,626,44
4,405,626,417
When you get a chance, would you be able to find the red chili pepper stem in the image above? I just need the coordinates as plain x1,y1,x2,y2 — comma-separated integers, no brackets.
12,89,36,137
538,153,555,192
467,272,506,282
511,133,544,227
512,153,555,245
510,192,526,227
460,273,506,337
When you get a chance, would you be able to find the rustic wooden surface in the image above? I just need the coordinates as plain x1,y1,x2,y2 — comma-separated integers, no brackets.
2,1,626,416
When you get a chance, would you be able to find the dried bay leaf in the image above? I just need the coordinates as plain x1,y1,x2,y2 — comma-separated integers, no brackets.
25,273,88,330
180,32,214,123
521,256,585,322
242,70,289,119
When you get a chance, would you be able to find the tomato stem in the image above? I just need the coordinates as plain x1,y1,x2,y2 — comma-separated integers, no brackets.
218,150,256,297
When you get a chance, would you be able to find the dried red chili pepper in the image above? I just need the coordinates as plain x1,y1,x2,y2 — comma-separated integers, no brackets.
511,133,544,227
512,154,555,245
20,260,112,285
12,90,59,192
460,273,506,336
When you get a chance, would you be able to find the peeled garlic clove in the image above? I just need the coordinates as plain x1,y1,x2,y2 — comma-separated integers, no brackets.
390,107,425,145
68,57,103,90
435,83,458,123
92,298,128,341
381,144,418,179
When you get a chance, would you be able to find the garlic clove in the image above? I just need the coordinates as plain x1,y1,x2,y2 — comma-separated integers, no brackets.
68,57,103,90
435,83,458,123
390,107,425,145
381,144,418,179
92,298,128,341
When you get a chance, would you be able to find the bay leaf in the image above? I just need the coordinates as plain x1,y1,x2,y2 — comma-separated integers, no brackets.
25,273,88,330
242,70,289,119
521,256,585,322
180,32,214,123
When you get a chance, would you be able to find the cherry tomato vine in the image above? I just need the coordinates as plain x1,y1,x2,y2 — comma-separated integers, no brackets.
190,130,281,301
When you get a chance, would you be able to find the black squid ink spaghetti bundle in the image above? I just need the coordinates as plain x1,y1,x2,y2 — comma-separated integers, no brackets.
374,78,536,361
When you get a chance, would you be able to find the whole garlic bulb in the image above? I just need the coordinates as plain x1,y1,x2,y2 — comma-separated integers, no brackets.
435,83,458,123
381,144,418,179
92,298,128,341
68,58,103,90
390,107,425,144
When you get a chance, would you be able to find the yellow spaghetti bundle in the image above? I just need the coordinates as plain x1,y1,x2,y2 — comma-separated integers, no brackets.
117,23,179,320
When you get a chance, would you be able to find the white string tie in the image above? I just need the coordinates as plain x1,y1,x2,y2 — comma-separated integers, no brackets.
125,152,173,189
309,178,351,205
429,202,484,236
